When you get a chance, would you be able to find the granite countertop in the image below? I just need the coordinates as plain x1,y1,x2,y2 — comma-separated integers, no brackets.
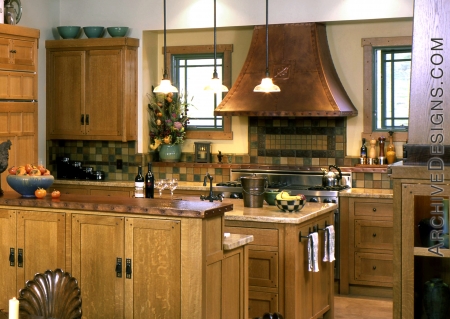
339,188,393,199
0,192,232,218
54,179,209,191
225,201,337,224
223,233,254,250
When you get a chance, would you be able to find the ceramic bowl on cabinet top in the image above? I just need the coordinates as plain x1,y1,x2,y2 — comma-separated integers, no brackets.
83,26,105,38
6,175,54,197
57,26,81,39
107,27,128,37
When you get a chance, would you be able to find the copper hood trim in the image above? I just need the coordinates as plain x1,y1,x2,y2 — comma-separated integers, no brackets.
214,23,358,117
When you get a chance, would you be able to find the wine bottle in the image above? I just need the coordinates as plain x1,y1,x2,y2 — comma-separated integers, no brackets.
134,166,144,198
360,138,367,158
145,162,154,198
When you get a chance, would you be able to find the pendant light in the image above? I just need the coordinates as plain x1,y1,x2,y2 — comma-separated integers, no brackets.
154,0,178,94
204,0,228,92
254,0,280,93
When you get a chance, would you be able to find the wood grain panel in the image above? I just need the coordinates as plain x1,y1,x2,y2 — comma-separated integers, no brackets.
0,209,16,311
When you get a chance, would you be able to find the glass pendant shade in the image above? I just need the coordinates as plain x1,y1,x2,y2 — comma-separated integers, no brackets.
154,79,178,93
204,76,228,92
253,77,280,92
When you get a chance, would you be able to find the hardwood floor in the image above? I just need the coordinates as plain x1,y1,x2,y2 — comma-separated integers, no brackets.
334,295,393,319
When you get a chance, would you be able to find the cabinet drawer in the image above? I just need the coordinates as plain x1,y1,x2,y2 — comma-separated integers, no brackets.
248,290,278,319
57,186,89,195
248,249,278,289
223,226,278,247
353,252,393,286
355,219,393,251
0,71,36,100
354,200,393,217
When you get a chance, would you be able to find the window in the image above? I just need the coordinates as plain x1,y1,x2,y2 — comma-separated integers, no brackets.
374,47,411,131
362,37,412,142
165,45,233,140
172,53,224,130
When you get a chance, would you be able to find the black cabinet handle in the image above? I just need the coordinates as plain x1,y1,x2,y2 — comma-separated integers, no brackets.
373,233,377,237
9,248,15,266
86,114,89,125
126,258,132,279
18,249,23,267
373,266,377,270
81,114,84,125
10,49,16,53
373,208,377,212
116,258,122,278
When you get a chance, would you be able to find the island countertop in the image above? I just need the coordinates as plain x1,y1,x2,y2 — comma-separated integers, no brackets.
0,192,232,218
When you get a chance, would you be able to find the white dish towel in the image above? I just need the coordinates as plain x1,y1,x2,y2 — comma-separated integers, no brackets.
308,232,319,272
323,225,335,262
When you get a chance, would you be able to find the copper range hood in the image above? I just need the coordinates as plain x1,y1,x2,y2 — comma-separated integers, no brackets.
214,23,358,117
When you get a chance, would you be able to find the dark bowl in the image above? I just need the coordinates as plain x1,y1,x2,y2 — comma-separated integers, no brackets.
107,27,128,37
57,26,81,39
7,175,54,197
264,190,281,205
83,26,105,38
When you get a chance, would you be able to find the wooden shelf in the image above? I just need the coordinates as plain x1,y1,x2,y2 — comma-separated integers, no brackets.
414,247,450,258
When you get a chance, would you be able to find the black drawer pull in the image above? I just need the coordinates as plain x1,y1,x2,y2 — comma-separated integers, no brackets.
81,114,84,125
373,208,377,212
373,233,377,237
9,248,15,266
126,258,132,279
116,258,122,278
10,49,16,53
373,266,377,270
18,249,23,267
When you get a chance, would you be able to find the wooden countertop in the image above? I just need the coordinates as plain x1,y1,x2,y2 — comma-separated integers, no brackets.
0,192,232,219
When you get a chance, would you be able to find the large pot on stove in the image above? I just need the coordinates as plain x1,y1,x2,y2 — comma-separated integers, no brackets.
321,165,344,187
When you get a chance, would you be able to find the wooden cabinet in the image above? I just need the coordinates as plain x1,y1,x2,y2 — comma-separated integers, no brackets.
390,165,450,319
71,214,182,318
52,183,133,197
0,208,66,310
225,210,335,319
0,25,39,193
46,38,138,141
340,197,394,295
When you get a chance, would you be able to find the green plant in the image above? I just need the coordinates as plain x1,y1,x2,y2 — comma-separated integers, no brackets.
147,90,191,150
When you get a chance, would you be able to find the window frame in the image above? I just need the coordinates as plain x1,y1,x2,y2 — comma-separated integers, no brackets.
362,36,412,142
165,44,233,140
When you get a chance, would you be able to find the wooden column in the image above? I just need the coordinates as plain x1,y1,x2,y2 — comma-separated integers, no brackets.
405,0,450,164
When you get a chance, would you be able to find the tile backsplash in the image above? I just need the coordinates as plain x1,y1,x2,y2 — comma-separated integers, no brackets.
46,117,392,189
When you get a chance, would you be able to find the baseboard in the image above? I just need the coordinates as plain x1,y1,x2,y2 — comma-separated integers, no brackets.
339,285,393,299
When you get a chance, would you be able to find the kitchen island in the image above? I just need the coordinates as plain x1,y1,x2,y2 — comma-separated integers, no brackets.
225,201,337,319
0,192,233,319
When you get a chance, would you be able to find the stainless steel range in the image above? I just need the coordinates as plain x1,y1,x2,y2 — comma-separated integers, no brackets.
216,168,352,280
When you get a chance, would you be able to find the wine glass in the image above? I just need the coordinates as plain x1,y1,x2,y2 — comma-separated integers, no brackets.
155,179,168,198
168,179,178,199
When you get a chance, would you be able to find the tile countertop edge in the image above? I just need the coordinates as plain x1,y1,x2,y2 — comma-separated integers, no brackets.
224,202,337,224
339,188,393,199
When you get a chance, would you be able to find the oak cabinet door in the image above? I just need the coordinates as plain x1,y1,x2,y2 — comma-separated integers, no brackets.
124,217,181,319
71,214,125,319
0,209,16,311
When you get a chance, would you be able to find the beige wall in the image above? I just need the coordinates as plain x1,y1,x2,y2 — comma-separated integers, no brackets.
143,19,414,157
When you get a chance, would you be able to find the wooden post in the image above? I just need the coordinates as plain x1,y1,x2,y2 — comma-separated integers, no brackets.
405,0,450,165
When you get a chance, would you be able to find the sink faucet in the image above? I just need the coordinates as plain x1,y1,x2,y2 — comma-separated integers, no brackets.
200,172,223,202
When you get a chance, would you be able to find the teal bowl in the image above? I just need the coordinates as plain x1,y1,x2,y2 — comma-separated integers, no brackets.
107,27,128,37
83,26,105,38
7,175,54,197
264,190,281,206
57,26,81,39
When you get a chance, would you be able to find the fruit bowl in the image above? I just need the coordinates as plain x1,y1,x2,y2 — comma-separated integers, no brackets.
276,197,306,212
264,190,281,205
6,175,54,197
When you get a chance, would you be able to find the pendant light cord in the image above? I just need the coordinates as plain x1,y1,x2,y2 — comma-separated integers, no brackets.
213,0,218,78
265,0,269,77
163,0,168,79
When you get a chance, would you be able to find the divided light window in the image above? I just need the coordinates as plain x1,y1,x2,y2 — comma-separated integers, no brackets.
172,53,224,131
374,47,411,131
